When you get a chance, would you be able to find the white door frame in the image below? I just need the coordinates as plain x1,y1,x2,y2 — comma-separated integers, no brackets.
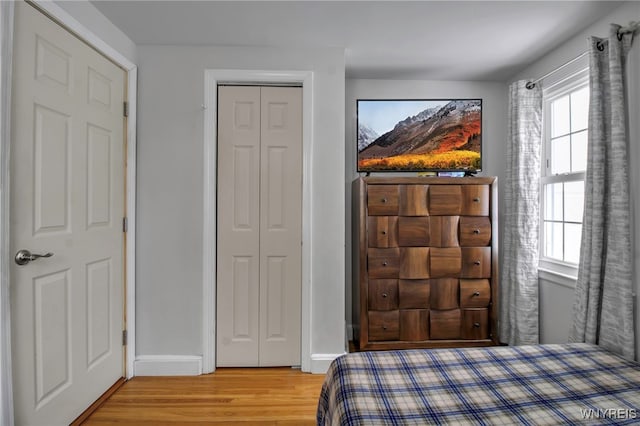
203,70,313,373
0,2,137,423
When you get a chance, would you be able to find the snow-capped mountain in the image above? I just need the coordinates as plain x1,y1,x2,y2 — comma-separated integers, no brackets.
358,123,379,152
393,106,440,130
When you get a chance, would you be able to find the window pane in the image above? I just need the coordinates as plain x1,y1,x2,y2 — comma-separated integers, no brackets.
545,221,563,261
544,183,563,220
570,86,589,132
551,95,570,137
565,223,582,264
564,181,584,223
571,130,588,172
551,135,571,174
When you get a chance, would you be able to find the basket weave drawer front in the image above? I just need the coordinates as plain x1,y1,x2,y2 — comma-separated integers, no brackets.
368,248,400,278
429,185,462,215
398,279,430,309
430,309,461,339
430,278,459,310
368,216,398,248
368,279,399,311
460,279,491,308
461,247,491,278
459,216,491,246
399,185,429,216
461,185,490,216
429,247,462,277
368,311,400,341
398,216,430,246
367,185,399,215
462,309,489,339
400,309,429,341
400,247,430,279
430,216,460,247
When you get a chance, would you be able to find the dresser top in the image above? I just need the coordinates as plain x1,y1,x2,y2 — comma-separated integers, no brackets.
358,176,497,185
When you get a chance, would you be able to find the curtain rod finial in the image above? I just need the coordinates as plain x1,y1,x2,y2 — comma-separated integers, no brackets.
525,81,536,90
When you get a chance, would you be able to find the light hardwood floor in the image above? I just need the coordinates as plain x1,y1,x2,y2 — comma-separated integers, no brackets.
84,368,327,425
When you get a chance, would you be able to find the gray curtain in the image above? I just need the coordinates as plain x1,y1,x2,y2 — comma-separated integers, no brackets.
500,80,542,346
569,25,635,359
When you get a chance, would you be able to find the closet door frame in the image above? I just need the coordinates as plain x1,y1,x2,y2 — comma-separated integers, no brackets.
203,69,313,373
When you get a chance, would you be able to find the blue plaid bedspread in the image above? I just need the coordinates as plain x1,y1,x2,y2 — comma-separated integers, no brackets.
317,344,640,425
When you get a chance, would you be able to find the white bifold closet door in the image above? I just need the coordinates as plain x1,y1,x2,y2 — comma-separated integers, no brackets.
216,85,302,367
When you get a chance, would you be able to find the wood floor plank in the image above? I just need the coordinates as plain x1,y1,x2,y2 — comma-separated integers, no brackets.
83,368,326,425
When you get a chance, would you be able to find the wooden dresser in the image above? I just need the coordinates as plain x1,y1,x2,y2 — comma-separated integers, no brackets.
352,176,499,351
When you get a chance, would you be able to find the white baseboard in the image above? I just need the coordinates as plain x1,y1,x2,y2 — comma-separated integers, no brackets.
310,353,345,374
134,355,203,376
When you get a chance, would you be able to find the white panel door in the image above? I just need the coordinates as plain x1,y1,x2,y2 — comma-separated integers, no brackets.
10,2,126,425
216,86,261,366
259,87,302,366
217,86,301,367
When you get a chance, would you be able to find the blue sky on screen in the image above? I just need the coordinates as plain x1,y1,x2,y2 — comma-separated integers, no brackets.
358,100,447,135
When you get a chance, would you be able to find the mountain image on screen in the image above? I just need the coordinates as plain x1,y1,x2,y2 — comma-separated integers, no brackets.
358,100,481,171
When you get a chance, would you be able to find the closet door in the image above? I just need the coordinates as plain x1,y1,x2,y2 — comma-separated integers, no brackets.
259,87,302,366
217,86,302,367
217,86,261,366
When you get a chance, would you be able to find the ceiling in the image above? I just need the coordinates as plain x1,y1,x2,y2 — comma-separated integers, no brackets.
89,0,622,81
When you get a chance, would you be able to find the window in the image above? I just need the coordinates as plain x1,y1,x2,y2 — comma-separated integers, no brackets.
540,72,589,277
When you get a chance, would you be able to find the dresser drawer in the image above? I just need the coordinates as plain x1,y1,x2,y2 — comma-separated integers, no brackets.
398,279,430,309
461,309,489,339
399,185,428,216
368,185,399,215
428,185,462,215
459,216,491,247
400,247,430,279
430,309,461,339
429,247,461,278
430,216,460,248
461,185,490,216
368,279,398,311
398,216,430,246
368,248,400,278
368,216,398,248
400,309,429,341
460,279,490,308
430,278,459,310
369,311,400,341
461,247,491,278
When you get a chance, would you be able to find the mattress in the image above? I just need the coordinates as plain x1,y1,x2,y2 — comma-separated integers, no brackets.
317,343,640,425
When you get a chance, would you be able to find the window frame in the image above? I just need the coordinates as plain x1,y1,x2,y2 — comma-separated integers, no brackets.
539,69,589,280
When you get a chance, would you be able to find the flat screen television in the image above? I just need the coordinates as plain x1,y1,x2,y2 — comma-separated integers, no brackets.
357,99,482,173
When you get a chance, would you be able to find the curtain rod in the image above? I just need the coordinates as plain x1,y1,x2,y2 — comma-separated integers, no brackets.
526,21,639,90
525,51,588,90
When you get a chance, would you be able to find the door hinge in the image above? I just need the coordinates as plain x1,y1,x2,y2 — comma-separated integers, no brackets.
122,330,128,346
124,101,129,117
122,217,128,233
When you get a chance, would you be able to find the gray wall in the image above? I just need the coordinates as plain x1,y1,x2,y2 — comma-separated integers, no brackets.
136,45,346,361
344,79,508,339
55,0,137,63
511,1,640,355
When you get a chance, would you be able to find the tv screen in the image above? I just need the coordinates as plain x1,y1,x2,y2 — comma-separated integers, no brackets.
357,99,482,172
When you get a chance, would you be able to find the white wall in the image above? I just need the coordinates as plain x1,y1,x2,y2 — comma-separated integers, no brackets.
511,1,640,356
136,45,346,367
344,79,508,339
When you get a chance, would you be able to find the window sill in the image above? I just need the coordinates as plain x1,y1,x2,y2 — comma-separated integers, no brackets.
538,267,577,289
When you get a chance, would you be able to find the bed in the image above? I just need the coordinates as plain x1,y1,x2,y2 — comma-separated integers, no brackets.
317,343,640,425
